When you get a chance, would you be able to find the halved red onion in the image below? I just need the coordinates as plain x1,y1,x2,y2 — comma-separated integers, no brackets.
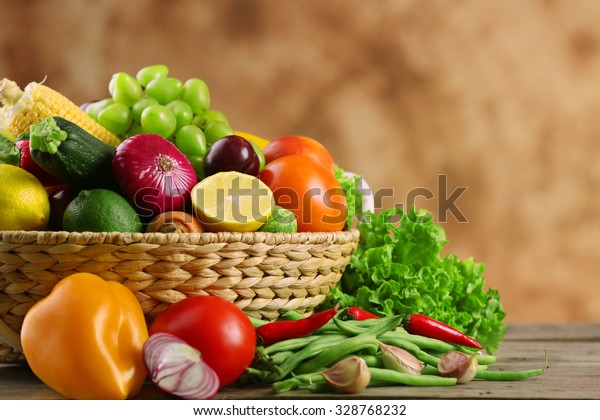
143,332,220,399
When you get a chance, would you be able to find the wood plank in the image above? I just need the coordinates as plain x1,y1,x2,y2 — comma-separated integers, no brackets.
1,323,598,400
504,323,600,342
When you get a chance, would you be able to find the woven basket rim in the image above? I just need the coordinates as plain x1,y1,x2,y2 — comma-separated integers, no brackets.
0,228,360,246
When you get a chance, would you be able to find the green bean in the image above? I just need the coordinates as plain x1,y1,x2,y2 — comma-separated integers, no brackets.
315,318,379,334
359,354,384,368
281,310,305,321
263,334,322,355
379,336,441,367
425,349,497,365
291,316,403,374
270,351,294,365
369,368,457,386
475,354,497,365
272,373,325,393
333,314,404,337
475,367,546,381
275,334,348,379
421,364,488,376
246,367,280,382
248,316,268,328
381,330,463,353
294,334,380,375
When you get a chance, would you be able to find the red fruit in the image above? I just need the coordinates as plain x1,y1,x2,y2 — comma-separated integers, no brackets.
149,296,256,388
15,140,62,186
259,155,347,232
112,134,197,219
48,186,80,230
203,135,260,177
262,135,335,174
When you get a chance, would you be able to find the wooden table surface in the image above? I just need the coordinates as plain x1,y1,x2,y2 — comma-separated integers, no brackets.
1,323,598,400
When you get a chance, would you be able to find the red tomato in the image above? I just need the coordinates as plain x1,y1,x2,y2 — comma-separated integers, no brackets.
259,155,347,232
148,296,256,387
263,135,335,174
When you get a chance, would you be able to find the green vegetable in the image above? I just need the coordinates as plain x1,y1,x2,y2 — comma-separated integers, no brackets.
29,116,116,189
0,134,18,165
334,164,362,228
247,310,544,394
323,207,507,354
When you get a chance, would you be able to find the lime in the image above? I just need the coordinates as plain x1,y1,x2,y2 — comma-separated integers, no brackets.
62,189,143,232
191,171,274,232
258,205,297,233
0,164,50,230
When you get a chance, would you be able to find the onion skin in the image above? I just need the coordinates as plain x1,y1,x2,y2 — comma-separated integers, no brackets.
143,332,220,400
112,134,197,219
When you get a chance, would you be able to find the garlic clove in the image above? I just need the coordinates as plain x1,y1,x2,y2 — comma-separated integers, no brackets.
437,350,479,384
379,342,423,375
321,356,371,394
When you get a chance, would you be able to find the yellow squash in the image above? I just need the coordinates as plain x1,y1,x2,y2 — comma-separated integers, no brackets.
21,273,148,399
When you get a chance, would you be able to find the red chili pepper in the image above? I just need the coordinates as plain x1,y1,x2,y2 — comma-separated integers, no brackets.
14,140,62,186
256,307,337,346
343,306,380,321
403,314,482,349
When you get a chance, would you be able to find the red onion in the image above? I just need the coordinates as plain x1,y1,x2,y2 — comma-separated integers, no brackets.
112,134,197,219
143,332,220,399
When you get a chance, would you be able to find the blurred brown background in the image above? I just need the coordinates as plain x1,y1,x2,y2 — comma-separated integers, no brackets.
2,0,599,323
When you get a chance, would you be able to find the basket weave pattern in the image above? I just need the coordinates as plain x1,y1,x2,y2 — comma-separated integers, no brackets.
0,229,359,362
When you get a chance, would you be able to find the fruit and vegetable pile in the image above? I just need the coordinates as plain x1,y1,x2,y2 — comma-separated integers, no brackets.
0,65,545,399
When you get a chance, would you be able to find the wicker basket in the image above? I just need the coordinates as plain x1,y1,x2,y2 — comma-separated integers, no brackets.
0,228,359,362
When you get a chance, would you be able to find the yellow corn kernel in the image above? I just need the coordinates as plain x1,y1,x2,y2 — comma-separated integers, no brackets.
0,78,120,146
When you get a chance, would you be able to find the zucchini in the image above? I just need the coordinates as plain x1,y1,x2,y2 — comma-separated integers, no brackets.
29,116,116,189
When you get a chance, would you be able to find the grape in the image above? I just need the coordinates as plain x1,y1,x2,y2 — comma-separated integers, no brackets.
246,138,266,172
167,100,194,130
125,123,144,139
145,77,183,105
140,105,177,138
98,103,133,136
110,72,143,107
180,78,210,114
203,121,235,147
86,98,114,121
175,125,207,157
203,135,260,177
195,109,229,129
136,64,169,88
132,97,159,122
186,154,205,180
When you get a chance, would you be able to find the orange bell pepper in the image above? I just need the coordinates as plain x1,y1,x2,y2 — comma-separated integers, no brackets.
20,273,148,399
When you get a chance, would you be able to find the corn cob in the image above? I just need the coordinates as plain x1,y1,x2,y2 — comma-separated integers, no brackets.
0,78,120,146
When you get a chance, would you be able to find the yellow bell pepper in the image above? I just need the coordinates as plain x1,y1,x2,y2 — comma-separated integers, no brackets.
234,130,270,149
20,273,148,399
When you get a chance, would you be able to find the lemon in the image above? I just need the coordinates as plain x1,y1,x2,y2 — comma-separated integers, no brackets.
0,164,50,230
62,189,143,233
191,171,274,232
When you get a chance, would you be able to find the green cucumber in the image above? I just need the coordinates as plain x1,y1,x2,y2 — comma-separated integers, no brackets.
29,116,116,189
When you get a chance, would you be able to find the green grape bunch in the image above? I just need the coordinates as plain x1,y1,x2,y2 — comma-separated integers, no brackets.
87,65,235,180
